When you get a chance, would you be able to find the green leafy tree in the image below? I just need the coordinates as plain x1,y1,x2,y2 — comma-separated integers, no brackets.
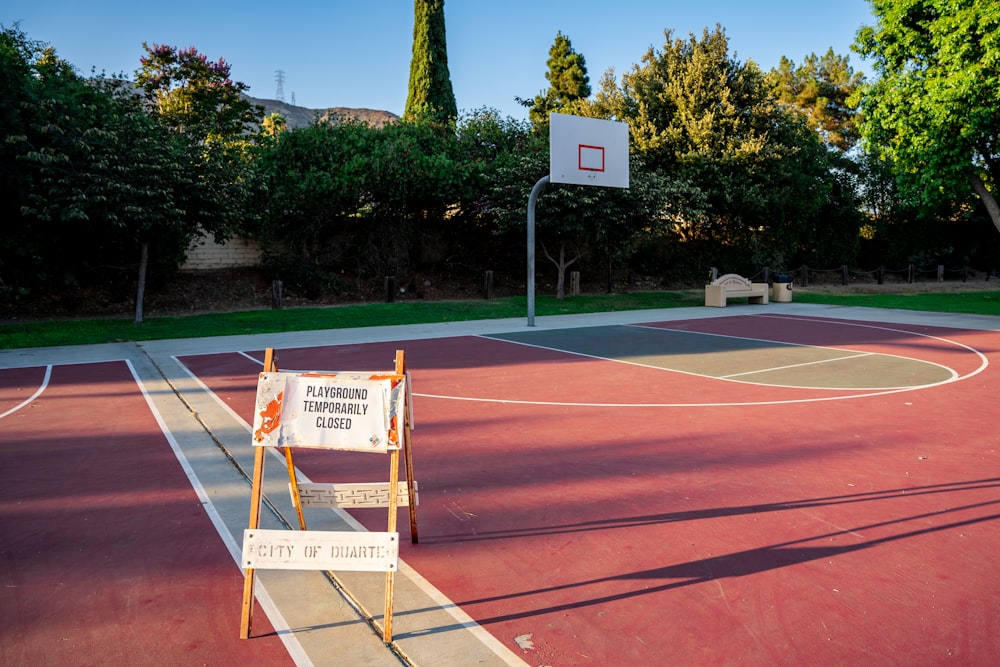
518,31,592,125
404,0,458,123
768,48,864,152
257,116,476,289
132,43,263,321
134,43,261,142
598,26,773,166
590,25,848,269
0,25,40,301
1,27,195,316
255,120,373,292
854,0,1000,234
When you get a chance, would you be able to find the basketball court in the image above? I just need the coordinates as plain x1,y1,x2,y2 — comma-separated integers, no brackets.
2,301,998,665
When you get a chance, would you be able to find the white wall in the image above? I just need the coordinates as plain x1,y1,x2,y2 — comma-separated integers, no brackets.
182,236,261,270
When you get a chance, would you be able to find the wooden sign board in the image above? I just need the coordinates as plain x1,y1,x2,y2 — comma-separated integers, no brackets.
242,529,398,572
241,349,418,643
252,371,406,453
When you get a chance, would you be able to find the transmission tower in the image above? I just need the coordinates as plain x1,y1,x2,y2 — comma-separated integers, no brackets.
291,91,296,106
274,70,285,102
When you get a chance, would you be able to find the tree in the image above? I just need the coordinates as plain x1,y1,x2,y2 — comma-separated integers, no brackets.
134,43,260,142
1,27,194,315
404,0,458,123
256,114,484,288
767,48,864,152
854,0,1000,234
131,43,263,321
518,31,592,125
0,25,39,301
590,26,844,269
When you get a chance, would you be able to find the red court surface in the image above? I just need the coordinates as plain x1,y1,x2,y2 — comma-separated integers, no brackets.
2,311,998,666
177,314,1000,665
0,361,293,666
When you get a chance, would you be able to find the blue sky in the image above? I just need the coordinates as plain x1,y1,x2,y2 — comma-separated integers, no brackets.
4,1,874,120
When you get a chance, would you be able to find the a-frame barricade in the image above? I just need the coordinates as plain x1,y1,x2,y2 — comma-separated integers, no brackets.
240,349,418,643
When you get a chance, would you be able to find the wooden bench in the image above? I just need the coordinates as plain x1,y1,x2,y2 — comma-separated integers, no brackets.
705,273,769,307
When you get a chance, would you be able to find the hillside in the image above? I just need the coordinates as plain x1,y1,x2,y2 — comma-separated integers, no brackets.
243,94,398,129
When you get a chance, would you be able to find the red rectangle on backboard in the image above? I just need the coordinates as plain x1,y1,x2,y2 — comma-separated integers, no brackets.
578,144,605,172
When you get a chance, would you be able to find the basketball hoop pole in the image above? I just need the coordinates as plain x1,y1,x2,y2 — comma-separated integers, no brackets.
526,175,549,327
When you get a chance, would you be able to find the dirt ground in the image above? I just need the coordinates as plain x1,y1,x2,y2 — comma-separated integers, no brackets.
4,267,997,322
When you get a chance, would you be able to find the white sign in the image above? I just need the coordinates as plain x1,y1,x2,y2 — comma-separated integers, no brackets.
549,112,629,188
252,372,406,453
242,529,398,572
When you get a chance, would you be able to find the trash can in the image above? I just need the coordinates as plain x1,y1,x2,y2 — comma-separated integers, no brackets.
771,273,793,303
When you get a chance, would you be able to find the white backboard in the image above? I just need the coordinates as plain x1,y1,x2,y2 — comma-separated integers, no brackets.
549,112,629,188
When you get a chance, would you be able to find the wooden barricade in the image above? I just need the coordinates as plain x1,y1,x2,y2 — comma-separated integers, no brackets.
240,349,418,643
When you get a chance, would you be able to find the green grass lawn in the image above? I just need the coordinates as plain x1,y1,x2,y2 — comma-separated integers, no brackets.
2,288,997,350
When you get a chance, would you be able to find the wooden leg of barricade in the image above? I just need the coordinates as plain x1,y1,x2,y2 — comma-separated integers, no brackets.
284,447,307,530
404,430,418,543
394,349,419,543
240,444,267,638
383,446,401,643
241,348,278,639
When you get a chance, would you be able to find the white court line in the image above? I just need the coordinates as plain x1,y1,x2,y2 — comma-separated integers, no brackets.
0,365,51,420
630,321,963,383
229,325,982,407
238,350,263,365
720,351,875,379
126,359,313,667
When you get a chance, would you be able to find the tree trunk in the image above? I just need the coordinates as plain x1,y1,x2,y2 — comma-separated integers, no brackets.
555,245,566,300
542,242,581,301
134,240,149,324
970,173,1000,235
606,249,613,294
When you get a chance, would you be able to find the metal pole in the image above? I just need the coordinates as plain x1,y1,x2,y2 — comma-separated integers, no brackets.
526,175,549,326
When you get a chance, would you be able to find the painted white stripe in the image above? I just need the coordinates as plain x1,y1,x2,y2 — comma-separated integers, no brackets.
720,352,876,378
0,365,51,420
126,359,313,667
634,319,967,381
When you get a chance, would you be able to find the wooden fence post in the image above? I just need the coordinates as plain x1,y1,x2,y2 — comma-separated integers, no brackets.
570,271,580,296
483,270,494,300
271,280,283,310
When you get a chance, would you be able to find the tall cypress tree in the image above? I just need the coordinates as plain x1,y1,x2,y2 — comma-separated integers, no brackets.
403,0,457,123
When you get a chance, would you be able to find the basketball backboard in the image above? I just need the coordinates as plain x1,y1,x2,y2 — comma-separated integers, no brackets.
549,112,629,188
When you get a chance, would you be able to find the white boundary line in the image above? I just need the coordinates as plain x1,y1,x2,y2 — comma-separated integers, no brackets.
0,364,51,420
423,317,984,407
125,359,313,667
719,351,877,379
227,323,985,407
630,321,962,384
